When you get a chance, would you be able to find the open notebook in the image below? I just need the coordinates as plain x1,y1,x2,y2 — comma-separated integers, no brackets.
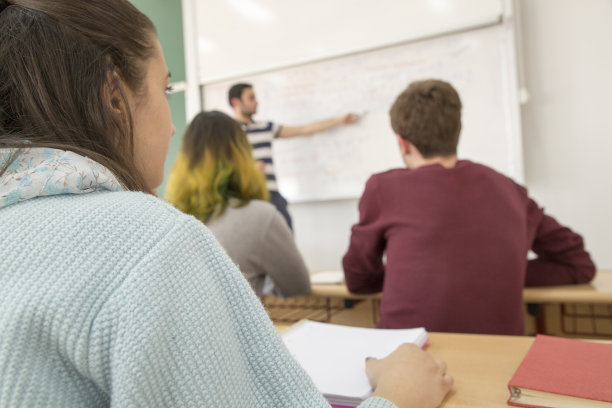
281,320,428,407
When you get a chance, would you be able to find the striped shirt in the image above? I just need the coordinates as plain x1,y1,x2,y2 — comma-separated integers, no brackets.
242,121,281,191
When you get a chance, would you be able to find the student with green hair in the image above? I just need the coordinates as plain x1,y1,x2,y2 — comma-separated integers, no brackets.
166,110,311,298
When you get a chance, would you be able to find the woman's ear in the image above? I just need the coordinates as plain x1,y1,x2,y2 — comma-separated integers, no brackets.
104,71,128,116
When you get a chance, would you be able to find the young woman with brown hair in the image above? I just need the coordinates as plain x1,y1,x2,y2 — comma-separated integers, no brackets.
0,1,452,406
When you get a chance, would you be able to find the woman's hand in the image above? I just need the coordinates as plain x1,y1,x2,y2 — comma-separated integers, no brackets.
366,343,453,408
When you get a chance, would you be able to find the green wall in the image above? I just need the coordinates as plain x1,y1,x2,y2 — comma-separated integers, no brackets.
130,0,187,197
131,0,185,82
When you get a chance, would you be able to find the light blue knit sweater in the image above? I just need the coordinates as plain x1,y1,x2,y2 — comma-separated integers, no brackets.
0,148,395,408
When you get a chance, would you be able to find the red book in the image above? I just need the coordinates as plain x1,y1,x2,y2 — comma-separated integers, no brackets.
508,335,612,408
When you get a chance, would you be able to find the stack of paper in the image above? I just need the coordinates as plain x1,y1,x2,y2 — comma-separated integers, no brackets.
310,270,345,285
282,320,428,407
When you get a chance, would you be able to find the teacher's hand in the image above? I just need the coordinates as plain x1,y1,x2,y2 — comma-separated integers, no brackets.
342,112,361,125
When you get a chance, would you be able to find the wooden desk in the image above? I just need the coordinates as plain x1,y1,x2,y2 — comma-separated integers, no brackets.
310,270,612,335
427,332,531,408
523,270,612,336
312,270,612,302
275,323,533,408
310,283,379,299
523,269,612,303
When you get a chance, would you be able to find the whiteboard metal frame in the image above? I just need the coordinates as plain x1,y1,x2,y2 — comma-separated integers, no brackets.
182,0,203,122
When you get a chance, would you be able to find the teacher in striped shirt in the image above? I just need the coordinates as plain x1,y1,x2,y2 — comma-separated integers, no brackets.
229,82,358,230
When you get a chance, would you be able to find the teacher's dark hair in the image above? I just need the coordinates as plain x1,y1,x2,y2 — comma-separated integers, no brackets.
0,0,156,191
228,83,253,107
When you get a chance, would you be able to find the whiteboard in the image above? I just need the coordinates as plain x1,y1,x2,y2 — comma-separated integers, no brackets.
194,0,503,82
203,24,523,202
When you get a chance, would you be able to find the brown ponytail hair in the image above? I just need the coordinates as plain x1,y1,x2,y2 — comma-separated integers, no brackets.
0,0,157,191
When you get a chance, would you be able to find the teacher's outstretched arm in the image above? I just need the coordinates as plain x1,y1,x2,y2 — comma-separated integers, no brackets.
278,112,360,138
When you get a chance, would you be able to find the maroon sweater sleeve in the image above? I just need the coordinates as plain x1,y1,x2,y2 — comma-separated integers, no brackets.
342,176,386,294
526,198,596,286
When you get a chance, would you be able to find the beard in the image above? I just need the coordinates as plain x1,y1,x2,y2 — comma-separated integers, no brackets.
240,106,255,119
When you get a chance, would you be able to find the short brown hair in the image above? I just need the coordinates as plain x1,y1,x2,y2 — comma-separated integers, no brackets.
0,0,156,192
389,79,462,158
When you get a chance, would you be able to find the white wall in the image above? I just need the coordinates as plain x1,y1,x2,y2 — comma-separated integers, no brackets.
290,199,359,271
518,0,612,269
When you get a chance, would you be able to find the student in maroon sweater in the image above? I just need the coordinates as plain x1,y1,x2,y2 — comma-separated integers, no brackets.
342,79,595,335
